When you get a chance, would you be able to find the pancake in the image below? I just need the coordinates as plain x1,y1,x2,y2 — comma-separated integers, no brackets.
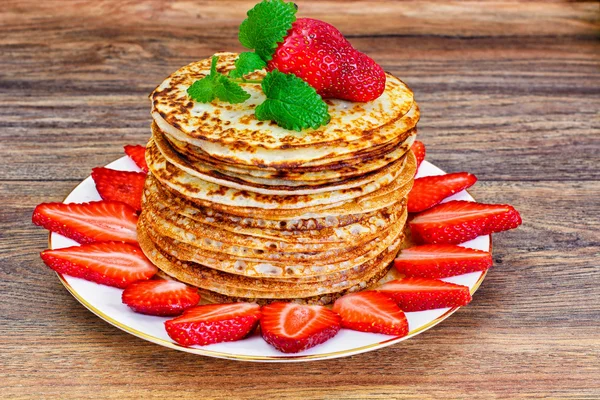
151,52,417,167
140,53,420,305
147,138,411,209
153,123,415,194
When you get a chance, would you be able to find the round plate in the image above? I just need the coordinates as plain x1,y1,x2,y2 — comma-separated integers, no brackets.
50,157,490,362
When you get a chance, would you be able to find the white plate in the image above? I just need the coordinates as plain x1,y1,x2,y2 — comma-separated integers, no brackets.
50,157,490,362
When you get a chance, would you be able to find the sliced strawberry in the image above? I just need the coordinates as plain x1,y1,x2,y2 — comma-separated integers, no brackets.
40,242,157,288
332,291,408,336
407,172,477,213
124,144,148,173
395,244,492,279
377,278,472,312
122,279,200,316
165,303,261,346
32,201,138,244
411,140,426,169
260,302,341,353
410,200,522,244
91,167,146,212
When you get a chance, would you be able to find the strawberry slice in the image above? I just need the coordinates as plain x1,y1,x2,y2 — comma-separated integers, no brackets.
410,200,522,244
260,302,341,353
91,167,146,212
411,140,426,169
165,303,261,346
395,244,492,279
124,145,148,173
407,172,477,213
377,278,472,312
332,291,408,336
32,201,138,244
40,242,157,288
122,279,200,316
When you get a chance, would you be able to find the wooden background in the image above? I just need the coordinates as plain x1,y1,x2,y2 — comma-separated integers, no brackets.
1,1,599,399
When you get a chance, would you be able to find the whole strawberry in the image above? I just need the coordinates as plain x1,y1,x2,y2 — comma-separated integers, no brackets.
267,18,386,102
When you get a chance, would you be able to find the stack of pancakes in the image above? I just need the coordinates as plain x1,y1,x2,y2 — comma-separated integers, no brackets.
138,53,420,305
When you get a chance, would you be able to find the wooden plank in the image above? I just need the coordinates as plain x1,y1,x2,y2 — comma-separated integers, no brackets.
0,35,598,181
1,180,598,399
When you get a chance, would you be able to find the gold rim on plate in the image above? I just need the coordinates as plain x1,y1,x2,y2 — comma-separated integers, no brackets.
48,159,490,362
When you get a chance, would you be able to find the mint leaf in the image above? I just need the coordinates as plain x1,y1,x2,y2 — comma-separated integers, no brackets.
238,0,297,62
255,70,330,131
187,76,216,102
229,52,267,78
214,75,251,104
188,55,250,104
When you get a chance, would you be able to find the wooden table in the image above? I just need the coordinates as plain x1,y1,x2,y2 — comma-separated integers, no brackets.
1,1,599,398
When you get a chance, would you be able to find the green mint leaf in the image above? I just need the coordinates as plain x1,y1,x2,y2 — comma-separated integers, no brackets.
188,55,250,104
214,75,252,104
229,52,267,78
238,0,297,62
255,70,330,131
187,76,216,103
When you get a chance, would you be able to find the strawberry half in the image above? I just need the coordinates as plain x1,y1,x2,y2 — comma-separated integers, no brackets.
395,244,493,279
407,172,477,213
165,303,261,347
91,167,146,212
411,140,426,170
332,291,408,336
410,200,522,244
122,279,200,316
260,302,341,353
377,278,472,312
268,18,386,102
32,201,138,244
124,145,148,173
40,242,157,288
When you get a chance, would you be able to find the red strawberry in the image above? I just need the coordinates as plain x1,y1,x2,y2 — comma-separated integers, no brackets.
395,244,493,279
411,140,426,169
410,200,522,244
165,303,261,346
91,167,146,212
124,145,148,173
407,172,477,213
260,302,341,353
268,18,386,102
32,201,138,244
332,291,408,336
122,279,200,316
377,278,472,312
40,242,157,288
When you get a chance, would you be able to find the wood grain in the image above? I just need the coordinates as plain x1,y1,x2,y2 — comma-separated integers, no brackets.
1,1,599,399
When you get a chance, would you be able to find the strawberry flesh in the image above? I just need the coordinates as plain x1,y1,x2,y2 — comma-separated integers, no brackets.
32,200,138,244
410,200,522,244
40,242,157,288
260,302,341,353
122,279,200,316
165,303,261,346
268,18,386,102
91,167,146,212
411,140,426,170
377,278,472,312
124,145,148,173
333,291,408,336
395,244,492,279
407,172,478,213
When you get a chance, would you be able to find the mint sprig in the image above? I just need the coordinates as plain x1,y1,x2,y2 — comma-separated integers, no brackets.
187,56,251,104
228,52,267,79
238,0,297,62
187,0,331,131
256,70,330,131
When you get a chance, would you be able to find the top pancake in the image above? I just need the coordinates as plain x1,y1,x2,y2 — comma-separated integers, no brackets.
150,52,416,167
